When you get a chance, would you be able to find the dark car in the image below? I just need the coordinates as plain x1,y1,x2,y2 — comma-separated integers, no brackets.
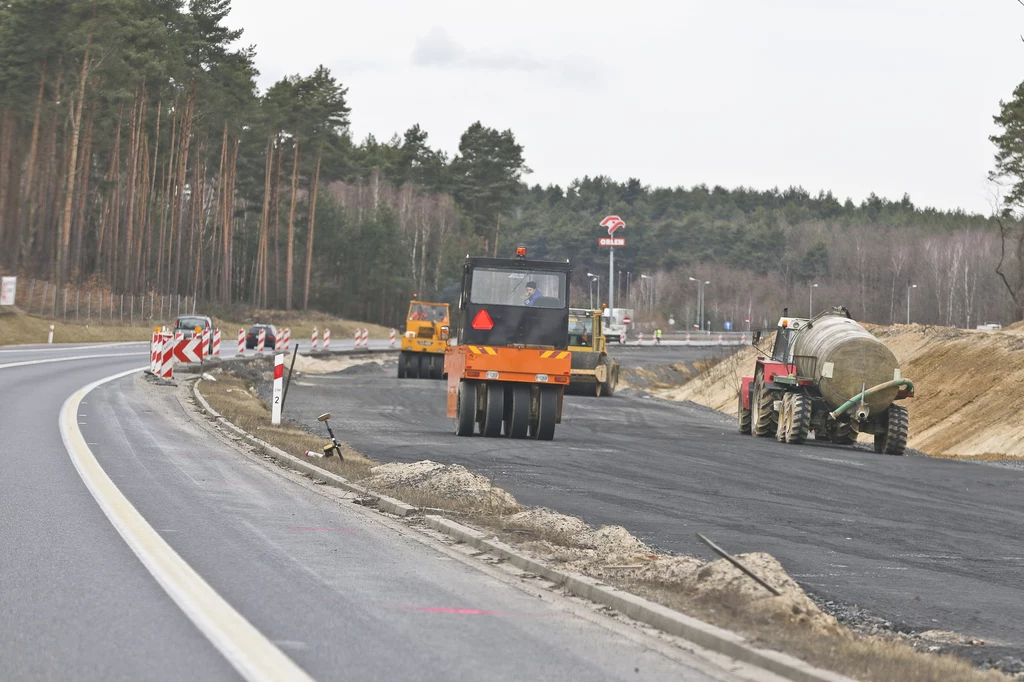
246,323,278,350
174,315,214,354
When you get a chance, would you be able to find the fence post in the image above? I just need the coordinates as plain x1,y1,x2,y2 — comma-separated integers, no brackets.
120,294,124,325
130,295,134,325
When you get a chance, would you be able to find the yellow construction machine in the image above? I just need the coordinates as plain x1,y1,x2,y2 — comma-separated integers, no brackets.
566,307,619,396
398,297,450,380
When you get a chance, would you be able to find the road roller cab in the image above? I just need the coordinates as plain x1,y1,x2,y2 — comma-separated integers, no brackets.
444,246,573,440
397,296,450,380
738,307,915,455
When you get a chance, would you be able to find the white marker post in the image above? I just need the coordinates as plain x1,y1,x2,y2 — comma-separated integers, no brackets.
48,324,54,344
272,353,284,425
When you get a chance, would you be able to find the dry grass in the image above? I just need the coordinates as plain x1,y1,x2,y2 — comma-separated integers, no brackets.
194,363,1015,682
201,303,393,346
0,306,154,345
198,372,376,482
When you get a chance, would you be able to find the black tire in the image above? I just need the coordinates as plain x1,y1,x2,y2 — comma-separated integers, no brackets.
751,375,777,438
397,352,407,379
786,392,811,444
737,389,752,434
482,382,505,437
429,355,443,380
454,381,477,436
418,354,429,380
602,364,618,397
530,386,558,441
874,403,909,455
406,353,419,379
776,393,790,442
504,384,531,439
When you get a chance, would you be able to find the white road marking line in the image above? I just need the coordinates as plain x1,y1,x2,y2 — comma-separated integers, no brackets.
60,366,314,682
0,352,148,371
0,341,148,354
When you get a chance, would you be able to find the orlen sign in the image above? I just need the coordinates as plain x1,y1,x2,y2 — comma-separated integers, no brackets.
598,237,625,246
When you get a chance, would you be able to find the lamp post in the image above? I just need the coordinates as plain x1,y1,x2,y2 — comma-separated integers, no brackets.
906,283,917,324
809,283,818,317
640,274,653,312
587,272,600,309
688,277,710,331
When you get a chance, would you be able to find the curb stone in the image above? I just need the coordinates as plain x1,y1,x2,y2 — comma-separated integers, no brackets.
423,515,858,682
191,377,416,518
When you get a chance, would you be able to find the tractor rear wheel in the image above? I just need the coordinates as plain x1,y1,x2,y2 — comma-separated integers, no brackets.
530,386,558,441
482,382,505,437
454,381,477,436
504,384,531,439
874,404,909,455
751,375,777,438
397,352,407,379
737,390,752,434
785,392,811,444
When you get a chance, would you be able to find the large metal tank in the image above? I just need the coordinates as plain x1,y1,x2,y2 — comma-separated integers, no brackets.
788,314,901,414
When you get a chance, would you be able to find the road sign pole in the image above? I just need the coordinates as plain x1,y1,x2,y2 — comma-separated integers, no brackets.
608,246,615,310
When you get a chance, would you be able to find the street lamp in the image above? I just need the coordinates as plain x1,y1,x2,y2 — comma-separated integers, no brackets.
906,283,917,324
587,272,600,309
809,283,818,317
688,277,710,331
640,274,653,312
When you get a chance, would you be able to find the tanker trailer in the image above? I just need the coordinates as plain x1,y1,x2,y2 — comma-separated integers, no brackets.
736,307,914,455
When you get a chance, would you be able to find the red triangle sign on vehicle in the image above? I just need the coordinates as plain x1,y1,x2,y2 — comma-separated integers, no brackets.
471,309,494,330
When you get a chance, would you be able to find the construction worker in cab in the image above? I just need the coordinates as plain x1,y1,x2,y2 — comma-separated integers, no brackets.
524,281,543,306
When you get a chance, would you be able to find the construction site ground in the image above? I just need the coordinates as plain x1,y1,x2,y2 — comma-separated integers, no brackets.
229,335,1024,675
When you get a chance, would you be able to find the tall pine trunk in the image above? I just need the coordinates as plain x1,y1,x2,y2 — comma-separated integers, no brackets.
57,32,92,290
303,146,322,310
285,135,300,310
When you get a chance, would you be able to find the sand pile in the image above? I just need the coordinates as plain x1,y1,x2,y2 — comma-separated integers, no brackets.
291,353,390,375
363,460,519,513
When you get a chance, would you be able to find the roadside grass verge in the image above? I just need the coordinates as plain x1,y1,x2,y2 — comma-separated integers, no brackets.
0,306,154,345
193,362,1014,682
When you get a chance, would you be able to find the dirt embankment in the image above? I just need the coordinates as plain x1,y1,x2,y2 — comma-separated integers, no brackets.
659,323,1024,459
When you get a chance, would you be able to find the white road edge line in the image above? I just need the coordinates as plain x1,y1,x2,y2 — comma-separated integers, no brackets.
0,352,148,371
59,366,314,682
0,341,148,354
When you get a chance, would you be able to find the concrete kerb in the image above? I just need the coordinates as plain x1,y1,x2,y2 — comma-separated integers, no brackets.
186,348,854,682
191,376,416,518
422,516,858,682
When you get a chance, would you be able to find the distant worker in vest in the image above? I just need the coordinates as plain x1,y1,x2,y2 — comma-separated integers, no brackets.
655,328,662,345
524,281,543,306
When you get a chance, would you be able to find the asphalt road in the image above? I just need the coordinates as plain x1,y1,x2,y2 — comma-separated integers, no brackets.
0,343,757,681
275,349,1024,665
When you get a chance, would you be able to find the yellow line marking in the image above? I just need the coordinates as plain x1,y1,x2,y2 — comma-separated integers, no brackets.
60,367,314,682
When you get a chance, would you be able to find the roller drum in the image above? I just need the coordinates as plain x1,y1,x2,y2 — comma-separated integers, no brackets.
790,315,900,413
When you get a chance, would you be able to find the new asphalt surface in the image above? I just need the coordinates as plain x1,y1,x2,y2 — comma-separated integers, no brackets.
273,346,1024,666
0,343,757,681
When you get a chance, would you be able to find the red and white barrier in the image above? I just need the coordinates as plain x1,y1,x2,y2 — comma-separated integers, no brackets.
619,332,625,345
323,328,331,350
237,328,245,355
156,334,204,379
311,327,319,351
359,328,369,348
718,334,723,342
283,328,291,350
353,330,359,349
257,328,266,353
202,328,211,353
389,329,396,347
213,329,221,357
48,324,55,344
638,332,643,345
685,333,691,342
160,338,174,379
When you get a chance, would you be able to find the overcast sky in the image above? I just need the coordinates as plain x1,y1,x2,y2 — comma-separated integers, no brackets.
227,0,1023,215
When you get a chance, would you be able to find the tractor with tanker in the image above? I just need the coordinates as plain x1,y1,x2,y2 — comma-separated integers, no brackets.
566,306,620,396
444,246,573,440
737,307,915,455
397,296,450,380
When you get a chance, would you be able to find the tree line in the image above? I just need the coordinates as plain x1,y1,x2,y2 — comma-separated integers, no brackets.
2,0,1022,329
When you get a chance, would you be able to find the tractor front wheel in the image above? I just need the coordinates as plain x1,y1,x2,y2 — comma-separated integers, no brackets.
752,375,777,438
874,404,909,455
737,389,752,434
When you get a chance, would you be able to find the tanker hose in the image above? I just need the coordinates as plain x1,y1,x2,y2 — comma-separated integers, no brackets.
829,379,915,420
